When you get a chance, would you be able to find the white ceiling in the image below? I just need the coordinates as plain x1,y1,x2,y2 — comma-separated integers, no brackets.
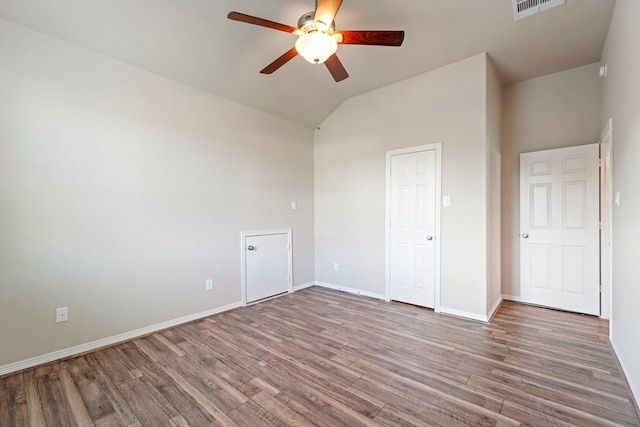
0,0,615,129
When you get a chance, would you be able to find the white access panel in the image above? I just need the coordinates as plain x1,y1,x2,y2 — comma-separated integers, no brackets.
242,230,292,304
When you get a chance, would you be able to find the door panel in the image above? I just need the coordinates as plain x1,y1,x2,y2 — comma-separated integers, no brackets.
531,184,551,228
245,232,290,304
562,245,584,293
389,150,436,308
563,181,586,228
530,244,550,289
520,144,599,315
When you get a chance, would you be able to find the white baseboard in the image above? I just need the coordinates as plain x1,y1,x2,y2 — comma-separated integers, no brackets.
502,294,522,302
438,297,502,323
440,306,489,323
0,301,242,377
293,282,315,292
610,340,640,411
313,281,385,300
487,296,503,321
0,283,375,377
313,282,495,323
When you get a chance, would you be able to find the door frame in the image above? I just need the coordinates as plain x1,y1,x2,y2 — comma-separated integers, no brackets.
240,229,292,306
384,143,442,312
600,118,613,321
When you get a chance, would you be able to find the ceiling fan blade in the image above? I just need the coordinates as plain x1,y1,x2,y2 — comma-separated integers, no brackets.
260,47,299,74
325,54,349,82
339,30,405,46
227,11,297,33
314,0,343,27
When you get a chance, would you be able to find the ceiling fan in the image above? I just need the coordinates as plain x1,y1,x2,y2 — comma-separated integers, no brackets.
227,0,405,82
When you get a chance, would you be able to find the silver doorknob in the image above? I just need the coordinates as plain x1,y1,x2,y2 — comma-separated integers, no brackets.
426,235,433,241
522,233,529,239
247,245,256,251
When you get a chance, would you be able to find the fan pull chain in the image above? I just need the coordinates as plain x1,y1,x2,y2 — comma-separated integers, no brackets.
316,64,321,130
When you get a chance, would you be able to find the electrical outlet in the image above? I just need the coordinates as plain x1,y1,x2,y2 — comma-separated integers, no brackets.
333,262,339,272
56,307,68,323
205,279,214,291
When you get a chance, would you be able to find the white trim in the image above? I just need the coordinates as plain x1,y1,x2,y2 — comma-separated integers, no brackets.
293,282,315,292
314,281,385,300
487,296,503,321
0,301,242,377
599,118,613,324
440,306,490,323
240,229,293,305
502,294,523,302
384,143,442,312
611,340,640,410
240,228,293,237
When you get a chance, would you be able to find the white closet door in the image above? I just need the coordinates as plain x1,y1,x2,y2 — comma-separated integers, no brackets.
520,144,600,315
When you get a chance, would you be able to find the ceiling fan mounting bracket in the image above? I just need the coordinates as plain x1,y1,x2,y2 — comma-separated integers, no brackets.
297,11,335,35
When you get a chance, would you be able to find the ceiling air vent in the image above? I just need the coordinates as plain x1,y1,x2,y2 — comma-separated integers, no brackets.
513,0,565,21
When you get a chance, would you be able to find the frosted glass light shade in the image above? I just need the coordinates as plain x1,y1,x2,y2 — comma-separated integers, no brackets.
295,32,338,64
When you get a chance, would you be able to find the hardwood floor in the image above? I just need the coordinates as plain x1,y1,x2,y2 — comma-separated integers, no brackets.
1,286,639,426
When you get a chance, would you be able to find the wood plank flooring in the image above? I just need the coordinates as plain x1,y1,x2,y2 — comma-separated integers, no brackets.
1,286,639,426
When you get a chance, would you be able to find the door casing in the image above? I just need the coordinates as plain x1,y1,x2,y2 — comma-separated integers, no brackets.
600,119,613,321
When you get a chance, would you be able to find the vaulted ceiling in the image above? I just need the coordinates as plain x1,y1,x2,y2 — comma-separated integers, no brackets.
0,0,615,128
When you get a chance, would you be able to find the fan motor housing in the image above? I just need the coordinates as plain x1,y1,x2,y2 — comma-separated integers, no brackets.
298,11,335,33
297,11,315,28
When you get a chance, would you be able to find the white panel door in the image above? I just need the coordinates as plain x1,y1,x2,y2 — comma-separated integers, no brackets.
389,150,437,308
245,232,290,304
520,144,600,315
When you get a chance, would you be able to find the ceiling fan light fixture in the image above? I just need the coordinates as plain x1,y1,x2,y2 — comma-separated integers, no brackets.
227,2,405,81
295,31,338,64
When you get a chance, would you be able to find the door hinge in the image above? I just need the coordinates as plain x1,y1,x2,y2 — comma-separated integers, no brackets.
598,159,604,168
599,221,603,230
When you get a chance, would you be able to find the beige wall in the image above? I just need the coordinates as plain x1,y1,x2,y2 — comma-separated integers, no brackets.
315,54,496,319
0,19,315,367
601,0,640,405
500,63,602,298
486,57,502,315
